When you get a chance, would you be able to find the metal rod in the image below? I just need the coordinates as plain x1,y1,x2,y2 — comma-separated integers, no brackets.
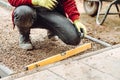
85,35,112,47
99,12,120,15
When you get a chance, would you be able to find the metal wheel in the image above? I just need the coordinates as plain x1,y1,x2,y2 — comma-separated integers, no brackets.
83,0,99,17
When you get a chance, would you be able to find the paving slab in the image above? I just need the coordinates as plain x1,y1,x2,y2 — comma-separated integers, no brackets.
80,47,120,80
1,70,65,80
49,61,118,80
15,70,65,80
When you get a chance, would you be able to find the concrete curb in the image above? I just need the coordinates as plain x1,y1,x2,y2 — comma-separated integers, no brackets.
73,44,120,61
0,63,13,78
0,0,12,10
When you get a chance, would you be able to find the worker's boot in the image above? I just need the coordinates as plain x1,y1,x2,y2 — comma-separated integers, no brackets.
18,28,33,50
13,6,36,50
47,30,58,41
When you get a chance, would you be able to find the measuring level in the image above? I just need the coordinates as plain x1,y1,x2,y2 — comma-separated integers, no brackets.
25,43,91,70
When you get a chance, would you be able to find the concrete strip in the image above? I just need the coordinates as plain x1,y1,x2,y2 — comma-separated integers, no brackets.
72,46,112,60
112,44,120,49
71,44,120,61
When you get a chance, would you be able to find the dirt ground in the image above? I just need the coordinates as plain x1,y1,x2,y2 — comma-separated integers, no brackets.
0,0,120,72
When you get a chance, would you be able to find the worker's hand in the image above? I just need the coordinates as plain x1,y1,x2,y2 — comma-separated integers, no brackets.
73,19,87,37
32,0,58,10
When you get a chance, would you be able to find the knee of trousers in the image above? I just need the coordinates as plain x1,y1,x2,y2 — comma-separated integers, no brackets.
61,30,81,46
39,12,81,45
51,18,81,45
13,5,36,28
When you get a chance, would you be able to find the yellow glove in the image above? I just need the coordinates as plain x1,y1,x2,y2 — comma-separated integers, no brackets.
32,0,57,10
73,20,87,37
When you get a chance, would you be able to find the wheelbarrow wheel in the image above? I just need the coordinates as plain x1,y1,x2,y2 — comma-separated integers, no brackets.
83,0,99,17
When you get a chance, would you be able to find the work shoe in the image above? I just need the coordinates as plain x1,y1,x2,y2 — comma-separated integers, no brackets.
19,34,33,50
47,30,58,41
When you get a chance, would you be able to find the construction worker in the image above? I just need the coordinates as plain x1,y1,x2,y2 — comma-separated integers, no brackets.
8,0,87,50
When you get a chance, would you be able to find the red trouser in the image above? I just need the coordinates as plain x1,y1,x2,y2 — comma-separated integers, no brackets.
13,5,81,45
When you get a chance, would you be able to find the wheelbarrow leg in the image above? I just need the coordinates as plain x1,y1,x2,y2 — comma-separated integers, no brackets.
96,0,117,25
115,3,120,17
96,0,103,25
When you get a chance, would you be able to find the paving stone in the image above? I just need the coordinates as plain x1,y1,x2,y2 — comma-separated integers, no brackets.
81,47,120,79
49,61,118,80
14,70,64,80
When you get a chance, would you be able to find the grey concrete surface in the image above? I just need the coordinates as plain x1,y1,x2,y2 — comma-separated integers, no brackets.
81,47,120,79
0,0,12,10
14,70,65,80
